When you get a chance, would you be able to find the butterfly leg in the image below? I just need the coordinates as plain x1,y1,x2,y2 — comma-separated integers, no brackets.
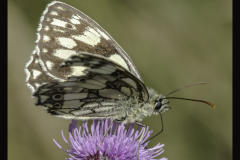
142,113,164,146
135,121,147,160
96,119,114,153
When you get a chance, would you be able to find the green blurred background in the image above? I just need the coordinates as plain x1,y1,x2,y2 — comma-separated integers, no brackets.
8,0,232,159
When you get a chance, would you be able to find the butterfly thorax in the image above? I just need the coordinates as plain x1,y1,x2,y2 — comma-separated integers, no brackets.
120,87,169,124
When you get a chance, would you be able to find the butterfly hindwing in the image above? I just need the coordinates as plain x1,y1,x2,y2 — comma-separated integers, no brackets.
60,52,148,101
33,52,149,120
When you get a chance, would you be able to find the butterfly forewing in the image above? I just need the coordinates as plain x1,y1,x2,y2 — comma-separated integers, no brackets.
33,1,143,83
25,51,56,93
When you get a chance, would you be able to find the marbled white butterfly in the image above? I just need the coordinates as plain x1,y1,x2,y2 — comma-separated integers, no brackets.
25,1,215,158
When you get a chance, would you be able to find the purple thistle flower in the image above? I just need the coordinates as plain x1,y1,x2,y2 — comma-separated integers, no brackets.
54,119,167,160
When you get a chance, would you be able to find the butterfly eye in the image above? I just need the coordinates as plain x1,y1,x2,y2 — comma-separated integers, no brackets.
52,94,63,100
53,103,62,108
154,101,162,110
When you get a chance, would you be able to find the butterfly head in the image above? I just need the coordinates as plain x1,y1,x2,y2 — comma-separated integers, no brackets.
154,97,170,113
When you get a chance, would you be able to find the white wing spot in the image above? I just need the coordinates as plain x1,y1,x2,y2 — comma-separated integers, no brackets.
44,26,50,31
109,54,129,70
72,15,82,19
57,6,65,10
96,28,110,40
46,18,51,22
72,15,79,19
57,37,77,49
35,59,39,64
72,27,101,46
32,69,42,79
46,61,54,70
70,66,88,77
53,27,65,33
50,11,58,16
53,49,76,59
43,35,50,42
69,18,80,24
51,18,76,30
35,83,41,88
42,48,48,53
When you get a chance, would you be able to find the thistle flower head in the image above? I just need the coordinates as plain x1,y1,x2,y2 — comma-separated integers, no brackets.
54,119,167,160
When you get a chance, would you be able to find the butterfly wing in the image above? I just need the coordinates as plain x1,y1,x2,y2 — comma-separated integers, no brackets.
30,1,142,85
33,52,148,120
25,51,57,93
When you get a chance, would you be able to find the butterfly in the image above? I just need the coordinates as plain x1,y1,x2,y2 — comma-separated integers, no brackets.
25,0,172,123
25,1,215,159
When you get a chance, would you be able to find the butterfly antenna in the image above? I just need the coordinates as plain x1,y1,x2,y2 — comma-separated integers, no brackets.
164,97,215,109
162,82,215,109
164,82,205,97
